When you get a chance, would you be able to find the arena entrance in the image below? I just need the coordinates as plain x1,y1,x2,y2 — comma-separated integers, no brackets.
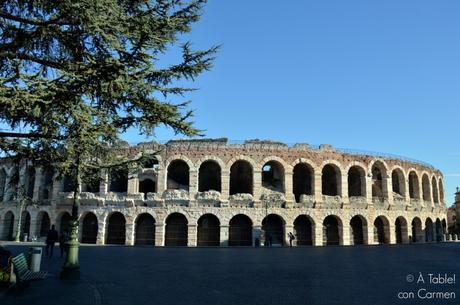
165,213,188,246
425,218,434,242
37,212,50,238
59,212,71,234
293,215,313,246
262,214,284,246
229,214,252,246
20,211,31,240
374,216,390,244
81,212,98,244
395,217,408,244
323,215,340,245
350,215,365,245
135,213,156,245
106,212,126,245
197,214,220,246
2,211,14,240
411,217,422,242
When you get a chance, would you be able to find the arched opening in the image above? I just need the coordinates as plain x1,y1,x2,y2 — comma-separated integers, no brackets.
348,166,365,197
229,214,252,246
438,180,444,203
106,212,126,245
135,213,156,245
197,214,220,246
374,216,390,244
139,179,156,199
20,211,31,240
26,167,35,198
322,164,340,196
63,174,75,192
83,169,100,193
262,214,284,246
37,212,50,238
293,215,313,246
262,161,284,192
411,217,422,242
350,215,366,245
391,169,405,197
109,168,128,193
0,168,7,201
167,160,189,191
293,163,313,203
323,215,340,245
431,177,439,204
395,217,408,244
435,218,442,242
198,161,221,192
422,174,431,201
59,212,71,234
408,171,420,199
81,213,98,244
2,212,14,240
371,162,386,198
41,169,54,199
425,218,434,242
230,160,253,195
165,213,188,246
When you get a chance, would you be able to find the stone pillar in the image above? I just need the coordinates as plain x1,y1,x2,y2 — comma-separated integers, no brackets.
253,170,262,206
284,172,294,204
221,170,230,201
187,224,197,247
389,224,396,244
252,225,261,247
33,168,43,201
125,222,135,245
100,170,108,197
314,224,323,246
314,173,322,207
341,173,349,207
155,223,165,246
127,172,139,195
404,178,410,203
96,220,106,245
342,224,351,246
189,170,198,204
156,167,166,194
384,175,394,206
365,175,373,203
51,172,61,201
29,217,39,240
220,225,229,246
367,224,376,245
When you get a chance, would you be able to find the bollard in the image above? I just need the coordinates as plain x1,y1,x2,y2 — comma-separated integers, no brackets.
29,247,43,272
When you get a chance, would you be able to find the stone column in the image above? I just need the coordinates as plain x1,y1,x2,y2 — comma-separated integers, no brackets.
155,223,165,246
314,173,322,208
342,224,351,246
284,172,294,205
187,224,197,247
125,221,135,245
127,172,139,195
384,174,394,206
33,168,43,201
314,224,323,246
367,223,376,245
341,173,349,207
365,175,373,204
220,225,229,246
221,170,230,201
156,167,166,194
389,224,396,244
404,178,410,203
253,170,262,207
29,217,39,240
96,219,106,245
99,170,109,197
189,170,198,206
252,225,262,247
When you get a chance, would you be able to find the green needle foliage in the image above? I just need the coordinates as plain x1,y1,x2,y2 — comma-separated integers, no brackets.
0,0,217,215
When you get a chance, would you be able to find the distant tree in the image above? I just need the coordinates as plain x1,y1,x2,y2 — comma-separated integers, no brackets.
0,0,217,278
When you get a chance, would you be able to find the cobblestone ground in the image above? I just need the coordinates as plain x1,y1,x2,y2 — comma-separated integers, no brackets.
1,243,459,305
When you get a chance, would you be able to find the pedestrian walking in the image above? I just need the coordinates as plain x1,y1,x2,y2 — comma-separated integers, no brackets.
288,232,295,247
45,225,58,258
59,229,69,258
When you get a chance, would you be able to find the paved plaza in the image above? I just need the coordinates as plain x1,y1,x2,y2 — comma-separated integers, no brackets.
1,243,459,305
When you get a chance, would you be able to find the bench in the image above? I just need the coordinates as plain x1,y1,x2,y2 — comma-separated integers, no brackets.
11,253,47,283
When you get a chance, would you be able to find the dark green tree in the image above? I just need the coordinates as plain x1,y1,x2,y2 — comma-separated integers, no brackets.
0,0,217,279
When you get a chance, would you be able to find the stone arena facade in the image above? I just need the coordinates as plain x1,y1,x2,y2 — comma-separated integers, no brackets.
0,139,448,247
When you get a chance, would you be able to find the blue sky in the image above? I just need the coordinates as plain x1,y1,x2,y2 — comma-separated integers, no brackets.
125,1,460,204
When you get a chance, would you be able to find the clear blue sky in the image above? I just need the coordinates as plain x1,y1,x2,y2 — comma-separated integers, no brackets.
124,0,460,204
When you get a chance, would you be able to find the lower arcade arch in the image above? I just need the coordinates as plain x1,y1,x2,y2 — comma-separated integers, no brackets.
350,215,367,245
229,214,252,246
135,213,156,245
293,215,313,246
411,217,422,243
165,213,188,246
81,212,98,244
197,214,220,246
425,218,434,242
395,216,408,244
37,212,51,238
374,216,390,244
323,215,341,246
262,214,284,246
106,212,126,245
2,211,14,240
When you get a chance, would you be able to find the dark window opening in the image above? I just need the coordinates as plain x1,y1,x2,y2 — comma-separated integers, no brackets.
322,165,339,196
165,213,188,246
106,212,126,245
139,179,156,199
262,214,284,246
350,216,364,245
348,166,364,197
371,165,384,197
135,213,156,245
294,215,313,246
262,161,284,192
293,164,313,203
197,214,220,246
198,161,221,192
229,214,252,246
82,213,98,244
323,215,340,245
230,161,253,195
167,160,189,190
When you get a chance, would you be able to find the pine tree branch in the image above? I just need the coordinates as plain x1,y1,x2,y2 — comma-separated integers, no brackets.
0,11,71,26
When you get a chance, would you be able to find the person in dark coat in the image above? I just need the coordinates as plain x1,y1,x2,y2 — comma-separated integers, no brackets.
45,225,58,258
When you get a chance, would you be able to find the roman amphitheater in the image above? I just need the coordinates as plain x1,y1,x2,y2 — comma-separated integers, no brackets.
0,139,448,247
